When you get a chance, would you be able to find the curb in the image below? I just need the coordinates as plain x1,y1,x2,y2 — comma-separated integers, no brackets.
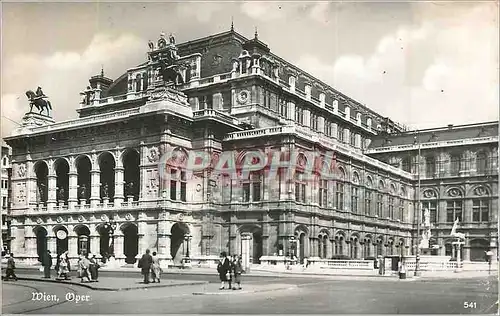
1,276,209,291
192,285,298,295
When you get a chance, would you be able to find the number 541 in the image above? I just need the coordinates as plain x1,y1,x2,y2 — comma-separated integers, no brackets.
464,302,477,309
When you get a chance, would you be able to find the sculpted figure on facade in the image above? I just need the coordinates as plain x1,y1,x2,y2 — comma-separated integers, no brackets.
158,32,167,49
102,183,109,198
57,187,65,201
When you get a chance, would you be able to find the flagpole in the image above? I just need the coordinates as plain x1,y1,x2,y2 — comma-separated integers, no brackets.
414,131,422,276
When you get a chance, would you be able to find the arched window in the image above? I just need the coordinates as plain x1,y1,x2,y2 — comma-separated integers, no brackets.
135,74,142,92
402,156,411,172
2,157,7,167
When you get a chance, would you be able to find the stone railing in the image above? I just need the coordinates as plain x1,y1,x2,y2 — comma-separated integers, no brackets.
190,255,220,269
366,136,499,154
404,261,458,271
26,108,142,134
193,109,239,125
307,258,374,270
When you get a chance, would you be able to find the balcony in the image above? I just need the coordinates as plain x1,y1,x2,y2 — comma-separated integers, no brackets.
365,136,499,153
193,109,240,126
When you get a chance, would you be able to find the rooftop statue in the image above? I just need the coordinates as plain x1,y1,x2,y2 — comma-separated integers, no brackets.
158,32,167,49
169,33,175,45
26,86,52,116
148,40,154,51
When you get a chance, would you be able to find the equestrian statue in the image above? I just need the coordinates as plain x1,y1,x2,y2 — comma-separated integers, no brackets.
26,87,52,116
158,58,185,86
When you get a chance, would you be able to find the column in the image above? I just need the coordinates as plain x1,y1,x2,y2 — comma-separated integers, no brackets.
288,101,295,122
114,160,125,207
303,109,311,128
90,233,100,257
318,117,325,134
68,168,78,210
114,230,125,264
47,174,57,211
137,219,147,259
90,154,101,207
68,234,78,258
47,233,57,255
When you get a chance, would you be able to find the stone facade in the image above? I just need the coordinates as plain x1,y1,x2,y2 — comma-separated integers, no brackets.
3,30,498,267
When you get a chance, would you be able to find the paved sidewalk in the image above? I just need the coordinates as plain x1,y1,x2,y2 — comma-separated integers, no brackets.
192,283,298,295
1,274,208,291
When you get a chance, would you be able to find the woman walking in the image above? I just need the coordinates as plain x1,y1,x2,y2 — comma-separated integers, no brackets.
57,251,71,280
78,254,91,283
217,252,232,290
89,254,100,282
232,255,243,290
151,251,161,283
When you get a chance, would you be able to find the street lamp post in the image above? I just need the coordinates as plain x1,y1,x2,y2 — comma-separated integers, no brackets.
414,132,422,277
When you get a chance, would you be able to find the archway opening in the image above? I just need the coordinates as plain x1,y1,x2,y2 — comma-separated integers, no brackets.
75,225,90,256
170,223,189,265
123,224,138,264
299,233,306,263
99,152,116,201
55,159,69,204
35,227,48,262
470,239,489,262
76,156,91,204
34,162,48,205
252,231,263,264
55,227,68,256
98,225,111,258
123,150,140,200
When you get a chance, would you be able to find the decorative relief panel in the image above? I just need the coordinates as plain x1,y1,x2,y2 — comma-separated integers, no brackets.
473,186,488,196
447,188,462,197
16,182,27,204
17,164,26,178
423,189,437,199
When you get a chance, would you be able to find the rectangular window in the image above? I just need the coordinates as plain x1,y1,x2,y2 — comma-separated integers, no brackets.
252,180,261,202
279,97,288,118
446,200,463,222
365,190,372,215
351,186,359,213
472,199,489,222
335,182,344,210
402,157,411,173
376,194,383,217
242,183,250,202
388,196,394,219
337,127,344,142
2,196,6,209
425,157,436,178
241,172,262,202
399,199,405,221
350,133,356,147
180,171,187,202
295,172,306,202
319,180,328,207
450,155,461,176
422,201,437,223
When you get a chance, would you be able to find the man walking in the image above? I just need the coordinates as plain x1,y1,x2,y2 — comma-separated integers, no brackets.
5,253,18,281
138,249,153,284
42,250,52,278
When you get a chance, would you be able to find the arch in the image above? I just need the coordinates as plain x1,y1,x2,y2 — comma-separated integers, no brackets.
167,147,189,168
120,148,140,164
122,223,138,264
75,155,92,203
122,148,140,199
335,230,346,239
170,222,190,264
294,224,309,235
390,183,397,195
378,179,386,191
469,239,490,262
366,176,373,188
238,224,262,235
318,229,330,237
54,158,70,203
352,171,360,185
445,187,464,198
33,226,48,263
422,188,439,199
98,151,116,200
468,184,491,197
34,161,49,204
337,166,346,181
74,225,90,256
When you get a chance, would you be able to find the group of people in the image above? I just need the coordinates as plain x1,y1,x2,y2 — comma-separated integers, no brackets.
138,249,162,284
40,250,100,282
217,251,244,290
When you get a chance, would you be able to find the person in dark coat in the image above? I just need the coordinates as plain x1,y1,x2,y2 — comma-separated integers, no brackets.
42,250,52,278
89,254,100,282
217,251,232,290
4,253,18,281
232,255,243,290
138,249,153,284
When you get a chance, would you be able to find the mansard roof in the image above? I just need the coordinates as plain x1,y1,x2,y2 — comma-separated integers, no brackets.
368,121,499,148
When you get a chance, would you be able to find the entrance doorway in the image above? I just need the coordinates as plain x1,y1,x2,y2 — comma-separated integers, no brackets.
298,233,306,264
98,225,111,258
123,224,138,264
35,227,48,262
170,223,189,265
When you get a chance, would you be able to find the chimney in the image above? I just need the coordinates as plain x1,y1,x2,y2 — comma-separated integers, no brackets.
447,124,453,129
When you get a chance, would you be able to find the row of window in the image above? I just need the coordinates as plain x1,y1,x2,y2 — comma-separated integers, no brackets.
1,180,8,189
400,153,497,176
423,199,490,223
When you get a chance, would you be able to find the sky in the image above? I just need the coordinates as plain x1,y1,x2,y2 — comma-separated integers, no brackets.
1,1,499,141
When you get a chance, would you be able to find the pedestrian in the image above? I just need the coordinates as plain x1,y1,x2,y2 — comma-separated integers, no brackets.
89,254,100,282
232,255,243,290
217,251,232,290
378,255,385,275
42,250,52,278
4,253,18,281
78,254,91,283
138,249,153,284
151,251,161,283
57,251,71,280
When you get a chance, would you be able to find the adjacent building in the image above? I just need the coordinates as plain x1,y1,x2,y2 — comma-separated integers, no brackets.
1,145,12,254
3,28,497,267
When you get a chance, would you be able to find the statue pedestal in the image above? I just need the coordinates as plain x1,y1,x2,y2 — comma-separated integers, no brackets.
127,196,134,203
20,112,54,128
103,197,110,206
58,200,65,207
